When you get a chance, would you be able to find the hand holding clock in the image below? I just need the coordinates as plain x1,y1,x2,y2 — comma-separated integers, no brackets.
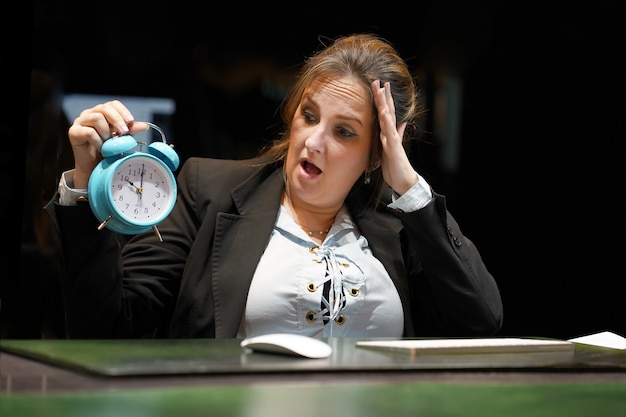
67,100,179,236
68,100,149,189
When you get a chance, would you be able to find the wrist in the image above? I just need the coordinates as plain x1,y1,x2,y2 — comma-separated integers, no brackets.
72,170,90,190
59,170,88,206
390,172,419,196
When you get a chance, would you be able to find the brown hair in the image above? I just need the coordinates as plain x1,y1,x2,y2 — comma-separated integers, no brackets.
259,33,425,202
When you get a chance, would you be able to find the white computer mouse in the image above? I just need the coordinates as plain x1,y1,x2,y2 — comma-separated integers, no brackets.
240,333,333,359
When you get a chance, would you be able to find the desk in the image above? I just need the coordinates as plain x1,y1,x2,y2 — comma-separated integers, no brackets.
2,338,626,416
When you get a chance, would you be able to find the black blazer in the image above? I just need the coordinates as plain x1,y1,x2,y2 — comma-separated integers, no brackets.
47,157,503,338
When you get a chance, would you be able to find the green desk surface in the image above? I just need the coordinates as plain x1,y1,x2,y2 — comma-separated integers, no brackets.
2,380,626,417
2,338,626,416
1,337,625,377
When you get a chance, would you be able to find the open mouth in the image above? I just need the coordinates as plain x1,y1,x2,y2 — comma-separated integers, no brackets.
302,160,322,176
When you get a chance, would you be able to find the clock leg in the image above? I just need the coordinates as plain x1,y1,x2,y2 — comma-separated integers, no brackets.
152,225,163,242
97,216,113,231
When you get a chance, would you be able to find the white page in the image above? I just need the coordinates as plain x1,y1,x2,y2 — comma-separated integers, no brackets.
568,331,626,350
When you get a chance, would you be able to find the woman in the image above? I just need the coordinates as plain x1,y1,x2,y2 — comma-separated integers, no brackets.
46,33,503,339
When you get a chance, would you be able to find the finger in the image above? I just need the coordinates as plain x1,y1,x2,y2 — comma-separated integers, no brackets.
372,80,402,148
75,101,150,140
71,109,113,144
93,100,135,137
371,80,386,115
396,121,408,140
382,82,397,121
128,121,150,136
68,122,106,151
372,80,389,130
105,100,150,136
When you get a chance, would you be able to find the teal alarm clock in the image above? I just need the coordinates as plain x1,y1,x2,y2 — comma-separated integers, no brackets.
88,123,179,240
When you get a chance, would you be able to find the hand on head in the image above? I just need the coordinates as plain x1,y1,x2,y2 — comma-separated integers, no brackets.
371,80,418,195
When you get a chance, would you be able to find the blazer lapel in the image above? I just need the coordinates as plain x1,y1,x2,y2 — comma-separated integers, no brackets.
354,210,407,292
211,165,284,337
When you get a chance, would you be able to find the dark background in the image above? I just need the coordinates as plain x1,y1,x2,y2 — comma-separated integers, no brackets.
3,1,624,340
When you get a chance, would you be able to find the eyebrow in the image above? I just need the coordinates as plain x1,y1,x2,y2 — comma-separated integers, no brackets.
302,94,365,127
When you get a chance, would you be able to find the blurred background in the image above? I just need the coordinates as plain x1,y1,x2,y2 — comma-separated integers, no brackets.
3,0,624,340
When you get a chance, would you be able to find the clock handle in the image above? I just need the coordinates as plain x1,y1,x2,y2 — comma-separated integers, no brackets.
146,122,169,145
144,122,180,171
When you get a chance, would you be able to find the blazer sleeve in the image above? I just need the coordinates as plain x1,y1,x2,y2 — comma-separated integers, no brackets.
43,160,203,338
397,192,503,337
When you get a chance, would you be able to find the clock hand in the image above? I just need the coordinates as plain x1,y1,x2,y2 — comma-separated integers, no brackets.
126,179,143,206
126,180,140,193
138,164,145,200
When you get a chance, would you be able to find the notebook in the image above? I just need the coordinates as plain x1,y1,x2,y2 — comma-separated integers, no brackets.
355,338,574,354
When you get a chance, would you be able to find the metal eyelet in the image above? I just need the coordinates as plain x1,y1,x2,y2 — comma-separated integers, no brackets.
309,245,323,262
334,314,346,325
349,288,359,297
307,282,317,292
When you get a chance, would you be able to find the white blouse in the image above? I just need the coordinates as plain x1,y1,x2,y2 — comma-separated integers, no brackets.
238,204,405,339
238,173,433,339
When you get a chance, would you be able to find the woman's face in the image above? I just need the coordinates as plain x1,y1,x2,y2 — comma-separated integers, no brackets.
284,76,374,212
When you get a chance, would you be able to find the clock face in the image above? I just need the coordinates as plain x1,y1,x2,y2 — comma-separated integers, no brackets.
109,155,175,225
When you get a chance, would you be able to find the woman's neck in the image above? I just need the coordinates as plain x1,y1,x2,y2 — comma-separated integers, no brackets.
281,192,337,242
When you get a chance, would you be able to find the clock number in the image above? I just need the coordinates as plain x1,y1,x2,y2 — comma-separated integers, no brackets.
110,160,174,220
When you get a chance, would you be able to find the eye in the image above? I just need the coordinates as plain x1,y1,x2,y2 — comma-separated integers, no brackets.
337,126,356,138
302,110,316,124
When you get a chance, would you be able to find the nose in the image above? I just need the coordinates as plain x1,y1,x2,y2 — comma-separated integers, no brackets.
304,125,326,154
